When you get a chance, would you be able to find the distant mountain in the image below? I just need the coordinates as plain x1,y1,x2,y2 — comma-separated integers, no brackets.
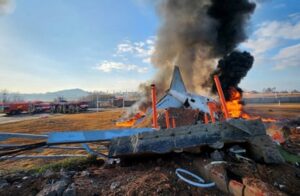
9,89,90,101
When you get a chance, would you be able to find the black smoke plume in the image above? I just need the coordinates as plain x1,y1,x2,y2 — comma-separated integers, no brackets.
211,51,254,100
151,0,256,93
207,0,256,56
133,0,256,113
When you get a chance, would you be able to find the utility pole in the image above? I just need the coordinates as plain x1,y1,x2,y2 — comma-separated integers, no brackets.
122,91,126,110
122,97,125,109
2,91,7,103
96,94,99,112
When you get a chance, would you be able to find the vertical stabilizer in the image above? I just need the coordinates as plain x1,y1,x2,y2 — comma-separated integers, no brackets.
169,66,187,93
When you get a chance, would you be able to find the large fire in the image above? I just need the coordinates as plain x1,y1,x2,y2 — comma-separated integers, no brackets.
226,87,276,122
225,88,285,144
226,87,250,119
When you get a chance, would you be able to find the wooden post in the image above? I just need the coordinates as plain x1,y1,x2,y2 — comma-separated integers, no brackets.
213,75,229,119
151,84,158,129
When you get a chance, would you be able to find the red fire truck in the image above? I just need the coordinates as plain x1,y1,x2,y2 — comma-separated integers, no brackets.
1,101,88,115
2,102,29,115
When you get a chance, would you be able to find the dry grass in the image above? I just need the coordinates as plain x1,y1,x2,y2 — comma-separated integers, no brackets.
0,109,124,173
0,109,123,134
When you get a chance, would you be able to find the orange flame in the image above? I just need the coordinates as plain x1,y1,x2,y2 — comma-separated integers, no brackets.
272,131,285,143
226,88,241,118
116,111,145,127
116,118,136,127
226,88,249,118
225,87,276,123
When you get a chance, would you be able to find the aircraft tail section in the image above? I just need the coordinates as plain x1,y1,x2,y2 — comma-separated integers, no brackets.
169,66,187,93
155,66,187,109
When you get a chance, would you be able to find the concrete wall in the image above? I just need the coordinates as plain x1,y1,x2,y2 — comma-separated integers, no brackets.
243,96,300,104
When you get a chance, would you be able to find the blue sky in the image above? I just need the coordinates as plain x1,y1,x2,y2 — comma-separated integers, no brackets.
0,0,299,93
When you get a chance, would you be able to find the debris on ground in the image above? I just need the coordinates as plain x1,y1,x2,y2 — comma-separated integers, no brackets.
0,110,300,195
0,152,299,196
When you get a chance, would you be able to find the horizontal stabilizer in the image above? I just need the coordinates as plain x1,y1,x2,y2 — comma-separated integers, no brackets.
156,94,182,109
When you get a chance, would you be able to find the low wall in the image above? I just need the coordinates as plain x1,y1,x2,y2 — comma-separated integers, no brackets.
243,96,300,104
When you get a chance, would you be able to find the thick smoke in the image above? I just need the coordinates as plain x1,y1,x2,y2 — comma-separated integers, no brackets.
211,51,254,100
207,0,256,56
135,0,256,112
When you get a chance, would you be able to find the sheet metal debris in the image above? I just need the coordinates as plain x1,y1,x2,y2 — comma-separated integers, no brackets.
47,128,153,144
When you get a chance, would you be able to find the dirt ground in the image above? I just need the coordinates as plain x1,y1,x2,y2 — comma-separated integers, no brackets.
0,152,299,195
0,154,226,196
0,105,300,195
0,113,60,125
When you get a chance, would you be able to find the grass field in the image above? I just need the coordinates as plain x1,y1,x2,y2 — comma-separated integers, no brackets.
244,103,300,119
0,109,124,172
0,109,123,134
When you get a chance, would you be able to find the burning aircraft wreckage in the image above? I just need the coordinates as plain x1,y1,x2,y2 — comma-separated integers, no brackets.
0,65,293,194
0,66,284,164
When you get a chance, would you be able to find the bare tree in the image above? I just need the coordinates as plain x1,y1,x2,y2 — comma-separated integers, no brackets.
263,87,276,93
